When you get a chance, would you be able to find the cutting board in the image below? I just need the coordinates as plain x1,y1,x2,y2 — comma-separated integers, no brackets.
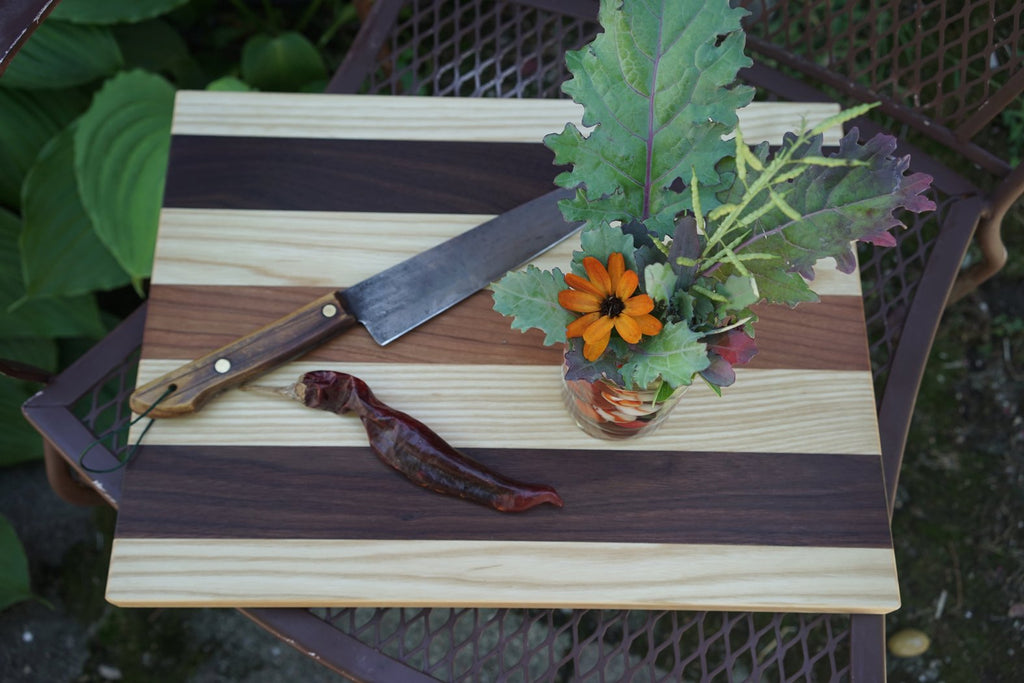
106,92,899,613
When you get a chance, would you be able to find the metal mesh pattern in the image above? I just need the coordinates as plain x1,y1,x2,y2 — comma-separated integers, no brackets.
71,347,140,454
360,0,596,97
859,189,951,388
738,0,1024,135
312,607,851,681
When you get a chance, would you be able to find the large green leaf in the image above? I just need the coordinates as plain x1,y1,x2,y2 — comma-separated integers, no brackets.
0,515,34,611
241,32,328,91
0,337,56,468
546,0,754,235
113,19,201,86
0,88,89,209
0,208,105,339
50,0,190,25
21,124,131,299
74,70,175,286
0,20,122,90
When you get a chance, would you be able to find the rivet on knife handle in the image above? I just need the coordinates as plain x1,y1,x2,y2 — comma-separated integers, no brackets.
129,292,356,418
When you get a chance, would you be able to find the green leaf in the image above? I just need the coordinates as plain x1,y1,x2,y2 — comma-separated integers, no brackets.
491,266,575,345
240,32,328,92
571,223,639,275
654,380,678,403
737,258,818,307
0,336,57,375
619,321,710,389
0,337,56,468
0,208,106,338
0,515,34,611
207,76,254,92
50,0,190,25
0,88,89,209
74,70,176,286
644,262,678,303
546,0,754,233
21,124,131,298
113,19,199,85
719,274,759,311
0,20,122,90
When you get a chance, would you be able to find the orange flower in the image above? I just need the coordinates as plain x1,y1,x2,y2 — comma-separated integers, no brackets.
558,253,663,361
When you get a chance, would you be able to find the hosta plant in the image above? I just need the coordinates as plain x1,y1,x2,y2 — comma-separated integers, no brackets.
490,0,935,435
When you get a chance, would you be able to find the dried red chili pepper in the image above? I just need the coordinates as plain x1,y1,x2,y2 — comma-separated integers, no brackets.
293,370,563,513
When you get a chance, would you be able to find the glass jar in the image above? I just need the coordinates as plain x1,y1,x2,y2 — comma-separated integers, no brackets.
561,365,688,440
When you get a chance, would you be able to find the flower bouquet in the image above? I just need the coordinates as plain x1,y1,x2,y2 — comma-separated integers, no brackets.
491,0,935,439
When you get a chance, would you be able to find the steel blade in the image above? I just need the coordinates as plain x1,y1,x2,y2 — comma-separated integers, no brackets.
341,187,579,345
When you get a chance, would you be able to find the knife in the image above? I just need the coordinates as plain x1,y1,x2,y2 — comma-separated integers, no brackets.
130,188,579,418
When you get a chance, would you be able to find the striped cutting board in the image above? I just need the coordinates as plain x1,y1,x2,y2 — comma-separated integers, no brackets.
106,92,899,613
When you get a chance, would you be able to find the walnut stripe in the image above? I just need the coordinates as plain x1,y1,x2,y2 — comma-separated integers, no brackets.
131,362,882,455
163,137,561,214
169,92,843,146
106,539,898,612
151,207,863,296
139,286,870,371
115,444,891,548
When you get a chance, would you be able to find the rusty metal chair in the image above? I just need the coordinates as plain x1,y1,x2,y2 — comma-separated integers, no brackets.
19,0,1024,680
0,0,59,76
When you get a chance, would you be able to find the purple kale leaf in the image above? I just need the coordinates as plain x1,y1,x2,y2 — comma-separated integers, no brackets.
733,129,936,280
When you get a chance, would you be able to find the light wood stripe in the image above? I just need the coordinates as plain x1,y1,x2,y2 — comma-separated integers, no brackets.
170,92,843,146
151,209,575,286
152,208,862,296
131,362,882,455
106,538,899,612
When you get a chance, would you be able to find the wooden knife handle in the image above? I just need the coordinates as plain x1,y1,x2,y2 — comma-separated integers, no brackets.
130,291,357,418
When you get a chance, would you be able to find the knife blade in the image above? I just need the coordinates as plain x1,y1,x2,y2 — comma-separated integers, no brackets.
130,188,579,418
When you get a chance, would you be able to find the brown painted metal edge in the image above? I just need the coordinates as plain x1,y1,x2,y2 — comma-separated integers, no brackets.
850,613,887,683
42,439,107,507
0,0,61,76
878,197,986,516
241,608,438,683
326,0,407,95
22,305,150,507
